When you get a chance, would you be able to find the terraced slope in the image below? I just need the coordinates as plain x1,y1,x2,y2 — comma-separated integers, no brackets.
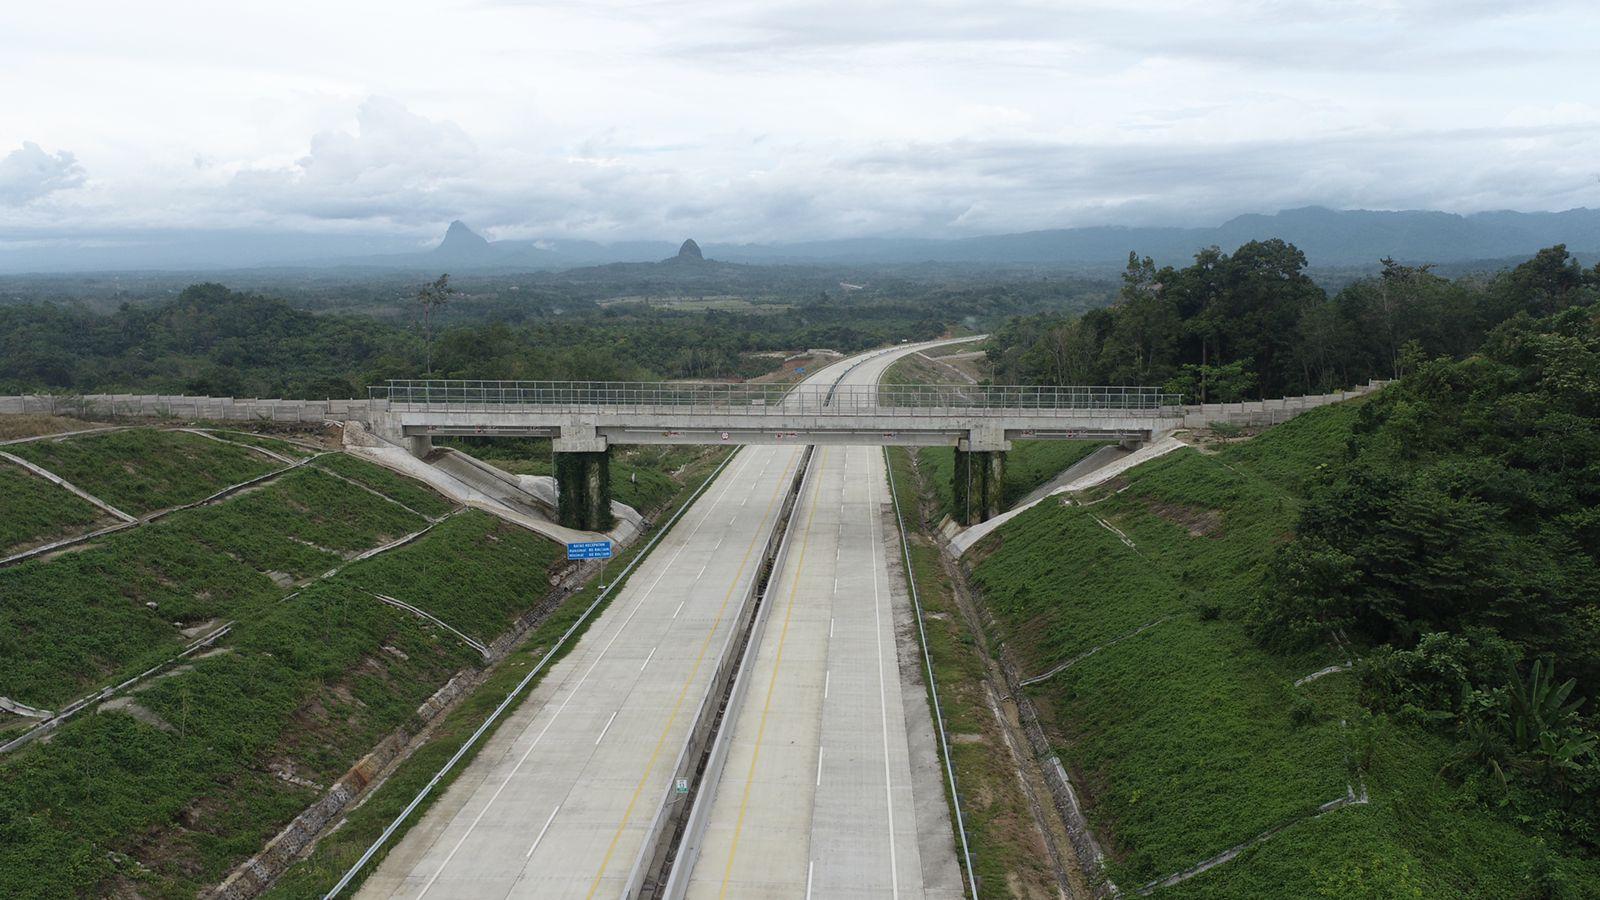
6,429,278,515
0,465,430,709
0,464,106,556
964,403,1600,895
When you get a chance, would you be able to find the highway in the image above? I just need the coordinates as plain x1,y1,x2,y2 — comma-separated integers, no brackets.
358,339,971,899
679,351,965,898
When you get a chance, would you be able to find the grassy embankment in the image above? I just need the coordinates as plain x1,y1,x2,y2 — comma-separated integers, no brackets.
4,428,280,515
886,447,1065,898
0,426,729,897
0,464,107,556
961,401,1600,895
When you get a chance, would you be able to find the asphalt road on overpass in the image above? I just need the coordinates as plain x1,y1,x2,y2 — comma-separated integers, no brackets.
356,338,972,899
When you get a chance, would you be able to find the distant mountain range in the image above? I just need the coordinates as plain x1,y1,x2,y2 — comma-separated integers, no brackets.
3,206,1598,274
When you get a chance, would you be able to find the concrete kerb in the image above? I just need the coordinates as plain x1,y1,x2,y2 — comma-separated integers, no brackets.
634,445,817,898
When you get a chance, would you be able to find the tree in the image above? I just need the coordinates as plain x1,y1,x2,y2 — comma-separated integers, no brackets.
416,274,454,375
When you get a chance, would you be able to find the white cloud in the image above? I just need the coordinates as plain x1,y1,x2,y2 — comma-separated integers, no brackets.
0,0,1597,241
0,142,86,205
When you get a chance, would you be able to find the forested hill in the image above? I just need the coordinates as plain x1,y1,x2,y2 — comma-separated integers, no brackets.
990,242,1600,400
0,275,1107,398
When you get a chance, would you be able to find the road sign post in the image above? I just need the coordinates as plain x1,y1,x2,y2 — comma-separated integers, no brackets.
566,540,613,561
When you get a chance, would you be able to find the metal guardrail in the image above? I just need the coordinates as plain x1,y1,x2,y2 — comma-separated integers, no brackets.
373,380,1181,416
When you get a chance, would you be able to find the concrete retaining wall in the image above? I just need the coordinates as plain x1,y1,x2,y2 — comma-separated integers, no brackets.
0,393,379,423
1180,380,1388,428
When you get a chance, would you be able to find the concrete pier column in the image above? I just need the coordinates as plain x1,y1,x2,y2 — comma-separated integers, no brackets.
952,448,1006,525
555,449,613,531
407,434,433,458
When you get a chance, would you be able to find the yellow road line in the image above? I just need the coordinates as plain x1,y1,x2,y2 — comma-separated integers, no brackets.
718,448,829,898
584,448,802,898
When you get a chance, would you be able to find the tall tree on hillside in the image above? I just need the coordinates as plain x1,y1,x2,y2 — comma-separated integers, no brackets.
1102,252,1181,384
416,274,454,375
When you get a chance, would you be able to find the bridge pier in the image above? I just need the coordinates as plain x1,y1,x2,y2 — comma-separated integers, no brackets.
554,450,613,532
553,421,612,531
952,449,1005,525
953,426,1010,525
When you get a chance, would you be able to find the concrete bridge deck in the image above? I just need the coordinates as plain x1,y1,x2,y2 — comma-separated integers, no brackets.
372,381,1184,452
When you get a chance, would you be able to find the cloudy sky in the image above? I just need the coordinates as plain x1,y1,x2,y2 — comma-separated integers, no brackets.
3,0,1599,245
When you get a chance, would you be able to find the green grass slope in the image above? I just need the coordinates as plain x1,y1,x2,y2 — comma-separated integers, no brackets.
0,464,105,555
0,467,426,709
0,499,560,896
313,453,455,519
967,402,1600,895
6,429,278,515
341,512,561,644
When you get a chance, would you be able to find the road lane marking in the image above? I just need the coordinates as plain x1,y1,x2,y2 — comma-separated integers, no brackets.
823,669,829,699
718,449,831,898
815,746,824,786
672,600,686,619
585,448,803,898
866,452,900,898
806,860,814,900
525,805,561,859
640,646,657,672
596,711,618,745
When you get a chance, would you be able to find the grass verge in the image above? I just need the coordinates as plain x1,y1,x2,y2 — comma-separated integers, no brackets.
886,446,1063,898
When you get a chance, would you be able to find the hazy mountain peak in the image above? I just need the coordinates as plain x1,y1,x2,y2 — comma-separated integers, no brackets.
677,238,703,260
437,220,490,255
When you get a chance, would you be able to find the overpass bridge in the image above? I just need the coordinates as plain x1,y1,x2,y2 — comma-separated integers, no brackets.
370,379,1183,528
371,379,1183,452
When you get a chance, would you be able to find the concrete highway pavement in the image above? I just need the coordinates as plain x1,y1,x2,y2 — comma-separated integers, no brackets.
358,443,805,899
681,341,971,899
357,338,973,900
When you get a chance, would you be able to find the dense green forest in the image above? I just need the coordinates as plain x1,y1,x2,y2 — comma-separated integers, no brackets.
1253,297,1600,856
0,267,1113,397
989,242,1600,401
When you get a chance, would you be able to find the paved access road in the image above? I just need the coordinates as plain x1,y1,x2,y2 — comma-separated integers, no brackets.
681,343,970,899
358,339,970,899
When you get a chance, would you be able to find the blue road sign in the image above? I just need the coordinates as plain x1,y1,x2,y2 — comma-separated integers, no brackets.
567,540,613,560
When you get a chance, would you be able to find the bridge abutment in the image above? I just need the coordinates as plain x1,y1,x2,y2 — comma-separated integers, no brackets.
555,449,614,532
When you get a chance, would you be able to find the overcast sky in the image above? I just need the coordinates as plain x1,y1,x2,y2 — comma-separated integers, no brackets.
3,0,1599,245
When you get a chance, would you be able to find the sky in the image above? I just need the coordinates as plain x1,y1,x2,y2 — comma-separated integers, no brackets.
3,0,1599,246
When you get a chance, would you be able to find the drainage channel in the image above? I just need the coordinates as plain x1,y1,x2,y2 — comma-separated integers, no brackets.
624,443,817,898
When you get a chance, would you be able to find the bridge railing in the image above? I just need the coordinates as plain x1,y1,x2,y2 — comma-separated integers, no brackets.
374,380,1182,417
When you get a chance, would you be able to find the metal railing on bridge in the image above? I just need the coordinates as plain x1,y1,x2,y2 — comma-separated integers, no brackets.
373,380,1182,417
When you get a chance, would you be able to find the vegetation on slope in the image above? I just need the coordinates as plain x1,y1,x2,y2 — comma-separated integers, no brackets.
0,463,105,555
341,513,561,644
0,578,481,897
5,428,277,515
312,452,456,519
0,467,426,709
966,390,1600,894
